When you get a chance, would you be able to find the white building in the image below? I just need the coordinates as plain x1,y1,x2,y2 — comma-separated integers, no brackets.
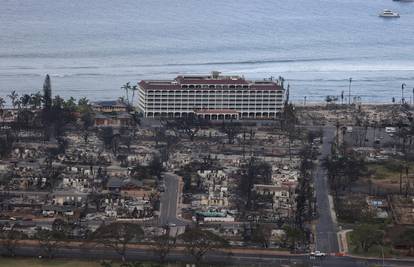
137,72,285,119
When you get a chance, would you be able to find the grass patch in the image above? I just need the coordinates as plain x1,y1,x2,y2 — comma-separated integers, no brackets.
0,258,103,267
0,258,248,267
0,258,179,267
366,160,414,181
346,232,401,258
366,163,395,180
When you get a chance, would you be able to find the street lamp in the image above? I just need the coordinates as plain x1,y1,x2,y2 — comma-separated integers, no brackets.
348,78,352,105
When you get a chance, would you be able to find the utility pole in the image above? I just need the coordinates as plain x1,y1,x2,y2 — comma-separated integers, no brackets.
412,88,414,106
348,78,352,105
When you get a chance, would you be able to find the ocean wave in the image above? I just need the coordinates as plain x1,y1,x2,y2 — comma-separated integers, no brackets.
106,57,351,68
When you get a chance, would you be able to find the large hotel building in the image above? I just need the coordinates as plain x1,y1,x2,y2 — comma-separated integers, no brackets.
137,72,285,120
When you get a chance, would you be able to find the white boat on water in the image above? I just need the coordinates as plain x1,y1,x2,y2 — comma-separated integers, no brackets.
379,9,400,18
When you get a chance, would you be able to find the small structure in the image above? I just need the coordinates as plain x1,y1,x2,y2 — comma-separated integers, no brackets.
52,191,88,206
253,184,294,208
94,112,132,127
92,100,128,113
195,211,235,222
366,196,389,219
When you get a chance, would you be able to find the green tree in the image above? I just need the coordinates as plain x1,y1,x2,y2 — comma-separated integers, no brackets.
35,228,67,259
20,94,31,108
121,82,131,105
130,85,138,107
63,97,77,111
100,127,114,149
322,152,367,198
350,224,384,252
280,103,297,131
151,230,176,262
179,227,229,263
0,227,28,256
77,97,90,112
250,224,272,248
220,120,242,144
90,222,144,262
283,225,305,250
30,91,43,109
43,74,52,111
0,97,6,125
239,157,272,209
163,115,208,141
148,156,164,179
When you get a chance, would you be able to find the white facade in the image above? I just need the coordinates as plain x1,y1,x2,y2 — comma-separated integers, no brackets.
137,73,284,119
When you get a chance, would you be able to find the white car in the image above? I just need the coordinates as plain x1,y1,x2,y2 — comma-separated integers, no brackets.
310,251,326,257
385,127,397,133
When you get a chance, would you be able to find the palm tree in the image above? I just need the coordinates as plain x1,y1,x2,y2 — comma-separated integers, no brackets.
121,82,131,105
0,97,5,111
278,76,285,88
0,97,5,126
8,91,19,109
20,94,31,109
30,92,43,110
130,85,138,106
78,97,89,107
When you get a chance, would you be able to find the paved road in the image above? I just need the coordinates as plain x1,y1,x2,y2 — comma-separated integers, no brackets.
159,172,188,226
9,245,414,267
314,127,339,253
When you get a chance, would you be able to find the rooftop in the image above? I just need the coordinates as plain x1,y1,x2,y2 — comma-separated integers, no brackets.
92,100,127,107
139,72,284,91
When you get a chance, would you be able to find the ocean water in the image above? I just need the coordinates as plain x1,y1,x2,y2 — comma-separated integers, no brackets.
1,0,414,103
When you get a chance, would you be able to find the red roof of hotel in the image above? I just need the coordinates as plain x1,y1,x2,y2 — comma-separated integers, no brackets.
175,76,248,85
138,80,180,90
